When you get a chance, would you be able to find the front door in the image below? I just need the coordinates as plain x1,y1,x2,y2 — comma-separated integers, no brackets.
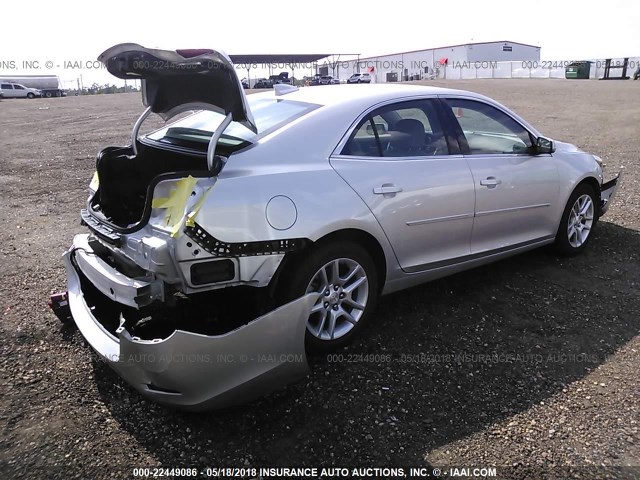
440,97,560,254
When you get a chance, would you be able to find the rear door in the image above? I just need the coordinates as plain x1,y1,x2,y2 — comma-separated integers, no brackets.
330,98,476,272
440,97,560,254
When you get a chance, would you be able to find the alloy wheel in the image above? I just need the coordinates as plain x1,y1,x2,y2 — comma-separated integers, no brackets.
567,194,594,248
305,258,369,340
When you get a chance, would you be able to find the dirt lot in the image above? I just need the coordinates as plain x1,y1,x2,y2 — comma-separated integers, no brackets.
0,80,638,480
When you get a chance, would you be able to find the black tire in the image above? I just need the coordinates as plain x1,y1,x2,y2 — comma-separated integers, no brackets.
278,242,379,352
45,92,52,98
554,183,599,256
27,92,35,99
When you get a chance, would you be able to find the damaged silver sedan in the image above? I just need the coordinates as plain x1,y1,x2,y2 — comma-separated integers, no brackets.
52,43,622,410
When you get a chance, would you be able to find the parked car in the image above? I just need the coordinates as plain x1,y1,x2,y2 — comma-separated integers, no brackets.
319,75,334,85
54,44,622,410
240,78,249,89
347,72,371,84
253,78,273,88
0,82,41,98
271,72,291,85
307,74,323,86
329,78,341,84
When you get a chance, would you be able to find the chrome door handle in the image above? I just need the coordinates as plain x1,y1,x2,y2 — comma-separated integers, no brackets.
373,184,403,195
480,177,502,188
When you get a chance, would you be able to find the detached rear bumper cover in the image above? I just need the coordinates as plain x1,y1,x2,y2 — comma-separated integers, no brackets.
63,245,316,411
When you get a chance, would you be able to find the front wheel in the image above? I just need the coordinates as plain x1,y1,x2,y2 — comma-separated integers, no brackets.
278,242,379,352
27,92,35,99
554,183,598,256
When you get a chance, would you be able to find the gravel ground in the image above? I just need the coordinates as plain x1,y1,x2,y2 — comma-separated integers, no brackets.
0,79,638,480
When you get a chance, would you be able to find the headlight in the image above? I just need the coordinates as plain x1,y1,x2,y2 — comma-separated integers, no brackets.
593,155,605,168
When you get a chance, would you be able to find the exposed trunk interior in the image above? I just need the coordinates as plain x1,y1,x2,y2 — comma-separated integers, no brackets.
91,141,211,228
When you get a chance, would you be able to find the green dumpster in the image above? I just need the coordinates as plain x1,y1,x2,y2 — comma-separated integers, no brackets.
566,61,591,79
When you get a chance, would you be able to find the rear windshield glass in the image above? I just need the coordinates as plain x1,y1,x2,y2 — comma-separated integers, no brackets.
146,96,318,150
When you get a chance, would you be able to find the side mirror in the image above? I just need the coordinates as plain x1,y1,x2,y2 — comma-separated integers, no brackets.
536,136,555,154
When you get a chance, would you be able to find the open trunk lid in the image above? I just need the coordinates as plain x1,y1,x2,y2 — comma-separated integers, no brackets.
98,43,257,132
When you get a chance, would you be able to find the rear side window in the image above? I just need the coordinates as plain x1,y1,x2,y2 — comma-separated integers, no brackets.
1,84,12,89
443,98,533,154
342,100,448,157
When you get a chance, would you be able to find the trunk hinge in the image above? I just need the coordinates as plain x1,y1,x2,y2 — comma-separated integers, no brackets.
131,107,152,155
207,112,233,171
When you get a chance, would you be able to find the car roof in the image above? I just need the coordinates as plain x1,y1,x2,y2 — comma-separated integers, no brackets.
251,84,479,108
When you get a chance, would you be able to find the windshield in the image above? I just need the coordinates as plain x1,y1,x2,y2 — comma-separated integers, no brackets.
146,96,318,150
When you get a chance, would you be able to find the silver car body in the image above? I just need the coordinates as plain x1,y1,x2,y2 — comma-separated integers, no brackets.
60,44,622,410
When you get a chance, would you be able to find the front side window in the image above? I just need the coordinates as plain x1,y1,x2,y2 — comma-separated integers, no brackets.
342,100,448,157
443,98,533,154
13,84,24,90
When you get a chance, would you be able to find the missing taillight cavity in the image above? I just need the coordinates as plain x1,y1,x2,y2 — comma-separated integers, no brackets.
190,259,235,285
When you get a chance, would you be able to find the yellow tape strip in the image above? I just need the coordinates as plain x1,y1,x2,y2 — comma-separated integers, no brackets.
149,176,216,237
148,176,198,237
184,186,213,228
151,196,172,209
167,176,198,236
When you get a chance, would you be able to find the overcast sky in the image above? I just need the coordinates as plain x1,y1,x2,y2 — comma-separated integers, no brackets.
1,0,638,87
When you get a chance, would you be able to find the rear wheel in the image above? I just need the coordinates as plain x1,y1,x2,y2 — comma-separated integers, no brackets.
278,242,379,352
554,183,598,255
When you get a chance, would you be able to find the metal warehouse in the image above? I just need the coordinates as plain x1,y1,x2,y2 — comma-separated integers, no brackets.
323,40,541,82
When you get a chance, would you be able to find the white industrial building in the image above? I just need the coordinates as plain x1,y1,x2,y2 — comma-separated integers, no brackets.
321,40,541,82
